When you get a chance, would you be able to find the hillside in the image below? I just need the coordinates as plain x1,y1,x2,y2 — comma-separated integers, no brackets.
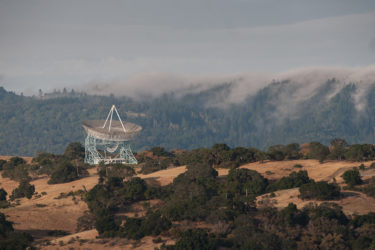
1,76,375,156
1,159,375,249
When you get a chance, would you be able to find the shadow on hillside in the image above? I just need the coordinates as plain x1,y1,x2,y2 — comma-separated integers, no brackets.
143,177,160,186
16,229,69,239
340,191,361,198
30,175,49,181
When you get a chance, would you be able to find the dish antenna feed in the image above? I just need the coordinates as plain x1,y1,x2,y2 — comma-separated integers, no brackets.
82,105,142,165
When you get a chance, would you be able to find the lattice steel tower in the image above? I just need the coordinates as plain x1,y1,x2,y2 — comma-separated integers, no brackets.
82,105,142,165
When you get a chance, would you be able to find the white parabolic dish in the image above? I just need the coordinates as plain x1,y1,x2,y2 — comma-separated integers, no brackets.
82,120,142,141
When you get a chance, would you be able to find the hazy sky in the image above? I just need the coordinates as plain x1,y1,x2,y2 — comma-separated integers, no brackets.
1,0,375,94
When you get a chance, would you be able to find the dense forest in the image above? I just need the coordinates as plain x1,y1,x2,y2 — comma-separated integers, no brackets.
1,77,375,156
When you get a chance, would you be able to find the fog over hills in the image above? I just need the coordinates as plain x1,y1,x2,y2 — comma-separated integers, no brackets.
82,66,375,109
1,66,375,156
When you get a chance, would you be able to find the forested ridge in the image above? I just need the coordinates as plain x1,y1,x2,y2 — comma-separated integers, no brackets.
1,77,375,156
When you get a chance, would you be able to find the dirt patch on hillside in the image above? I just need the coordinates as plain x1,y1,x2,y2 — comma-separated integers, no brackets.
251,160,375,215
239,160,375,182
137,166,186,186
256,187,375,215
43,230,175,250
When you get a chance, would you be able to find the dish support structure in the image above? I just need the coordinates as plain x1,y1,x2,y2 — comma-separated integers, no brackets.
84,134,138,165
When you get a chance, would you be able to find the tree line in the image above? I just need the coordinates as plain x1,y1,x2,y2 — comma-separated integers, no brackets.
2,79,375,156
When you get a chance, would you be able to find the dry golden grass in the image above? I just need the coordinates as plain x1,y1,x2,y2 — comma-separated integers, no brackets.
256,187,375,215
0,157,374,249
136,160,375,216
253,160,375,215
239,159,375,182
137,166,186,186
0,168,99,234
0,164,181,249
43,230,175,250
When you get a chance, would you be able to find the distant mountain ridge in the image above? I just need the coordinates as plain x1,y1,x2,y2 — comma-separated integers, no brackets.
0,76,374,156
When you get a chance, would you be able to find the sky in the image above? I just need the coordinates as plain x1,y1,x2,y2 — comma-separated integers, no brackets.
0,0,375,95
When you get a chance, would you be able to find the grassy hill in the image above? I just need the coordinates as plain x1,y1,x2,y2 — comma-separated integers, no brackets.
1,156,375,249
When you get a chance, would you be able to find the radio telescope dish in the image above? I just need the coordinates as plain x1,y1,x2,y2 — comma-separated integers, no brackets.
82,105,142,165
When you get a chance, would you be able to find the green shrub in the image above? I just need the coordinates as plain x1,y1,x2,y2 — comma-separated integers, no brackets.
139,158,174,174
122,177,147,201
94,208,119,236
351,212,375,227
277,203,309,226
1,163,30,181
267,144,301,161
0,160,6,171
64,142,85,160
0,231,34,249
47,230,69,237
0,212,33,248
303,203,348,225
299,181,340,200
0,188,7,201
341,168,362,187
225,168,268,197
329,138,348,160
267,145,286,161
344,144,375,161
150,146,173,157
105,164,135,179
162,199,192,221
359,164,365,170
359,177,375,198
267,170,311,192
0,201,9,209
308,142,330,162
32,152,56,163
7,157,26,166
123,212,171,239
76,211,96,232
10,180,35,199
121,217,142,239
48,161,82,184
166,229,218,250
0,213,13,237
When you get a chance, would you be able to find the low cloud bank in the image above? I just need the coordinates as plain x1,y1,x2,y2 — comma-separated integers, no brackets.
81,65,375,111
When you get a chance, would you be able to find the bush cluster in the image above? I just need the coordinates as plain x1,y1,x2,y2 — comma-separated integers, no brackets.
299,181,340,200
0,212,34,248
1,157,30,181
341,168,362,187
122,212,171,239
10,180,35,200
32,142,89,184
267,170,312,192
48,161,84,184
